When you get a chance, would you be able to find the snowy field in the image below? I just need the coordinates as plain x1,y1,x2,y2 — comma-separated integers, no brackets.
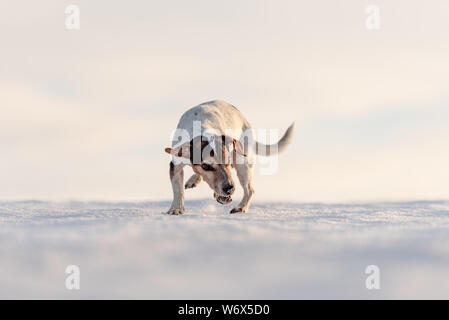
1,200,449,299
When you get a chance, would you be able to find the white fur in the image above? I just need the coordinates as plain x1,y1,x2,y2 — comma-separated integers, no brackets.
174,100,251,146
166,100,294,215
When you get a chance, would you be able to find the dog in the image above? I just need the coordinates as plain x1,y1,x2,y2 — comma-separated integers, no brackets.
165,100,295,214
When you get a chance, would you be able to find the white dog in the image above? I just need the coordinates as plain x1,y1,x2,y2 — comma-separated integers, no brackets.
165,100,295,214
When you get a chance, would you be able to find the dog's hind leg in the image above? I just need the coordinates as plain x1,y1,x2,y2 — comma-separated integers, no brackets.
185,174,202,189
167,161,185,215
230,163,255,213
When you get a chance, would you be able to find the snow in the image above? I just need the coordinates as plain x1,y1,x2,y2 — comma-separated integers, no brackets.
1,200,449,299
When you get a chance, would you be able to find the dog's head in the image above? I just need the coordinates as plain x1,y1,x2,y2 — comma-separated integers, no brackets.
165,135,246,201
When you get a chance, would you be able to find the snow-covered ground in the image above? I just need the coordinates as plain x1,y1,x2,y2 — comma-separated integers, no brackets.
1,200,449,299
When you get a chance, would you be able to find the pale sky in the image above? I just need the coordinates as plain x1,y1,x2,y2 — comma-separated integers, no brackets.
1,1,449,202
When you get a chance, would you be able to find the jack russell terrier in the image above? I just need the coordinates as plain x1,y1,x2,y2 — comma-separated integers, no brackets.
165,100,295,214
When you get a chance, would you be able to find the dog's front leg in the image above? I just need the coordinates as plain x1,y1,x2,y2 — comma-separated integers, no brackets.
230,163,255,213
167,161,185,215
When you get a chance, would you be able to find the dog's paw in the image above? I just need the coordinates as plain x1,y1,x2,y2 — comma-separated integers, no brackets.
230,207,246,214
167,207,185,215
185,174,202,189
185,181,199,189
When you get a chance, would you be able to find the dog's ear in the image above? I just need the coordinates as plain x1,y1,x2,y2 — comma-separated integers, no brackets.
232,139,247,157
164,142,191,159
220,135,247,157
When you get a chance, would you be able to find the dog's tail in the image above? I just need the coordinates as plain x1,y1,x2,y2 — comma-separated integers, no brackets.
255,122,295,156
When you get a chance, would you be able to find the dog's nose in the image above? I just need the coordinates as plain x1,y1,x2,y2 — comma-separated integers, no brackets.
223,184,235,195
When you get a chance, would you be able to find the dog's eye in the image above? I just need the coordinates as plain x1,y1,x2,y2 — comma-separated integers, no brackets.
201,163,214,171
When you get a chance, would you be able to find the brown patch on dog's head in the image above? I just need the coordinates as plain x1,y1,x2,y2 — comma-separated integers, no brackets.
166,135,238,198
186,136,235,197
189,137,214,164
